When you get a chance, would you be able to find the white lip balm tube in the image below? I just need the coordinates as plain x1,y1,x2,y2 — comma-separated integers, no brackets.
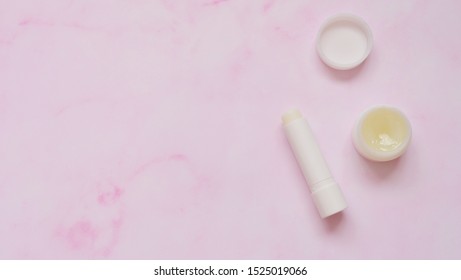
282,109,347,218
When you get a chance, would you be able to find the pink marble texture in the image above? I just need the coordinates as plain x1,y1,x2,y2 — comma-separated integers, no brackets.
1,0,461,259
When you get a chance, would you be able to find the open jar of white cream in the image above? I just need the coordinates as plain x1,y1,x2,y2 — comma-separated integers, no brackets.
353,106,412,161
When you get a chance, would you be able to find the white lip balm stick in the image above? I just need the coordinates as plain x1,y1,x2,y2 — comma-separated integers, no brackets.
282,109,347,218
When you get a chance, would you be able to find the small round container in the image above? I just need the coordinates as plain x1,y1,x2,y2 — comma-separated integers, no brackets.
316,14,373,70
353,106,412,162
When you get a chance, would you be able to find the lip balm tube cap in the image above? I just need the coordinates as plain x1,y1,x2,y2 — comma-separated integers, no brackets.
311,179,347,218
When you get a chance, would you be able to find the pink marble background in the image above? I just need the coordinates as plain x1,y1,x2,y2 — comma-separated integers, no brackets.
1,0,461,259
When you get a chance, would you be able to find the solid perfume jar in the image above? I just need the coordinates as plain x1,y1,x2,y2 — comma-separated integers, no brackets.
353,106,412,162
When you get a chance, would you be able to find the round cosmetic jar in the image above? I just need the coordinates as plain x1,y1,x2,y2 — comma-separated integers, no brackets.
316,14,373,70
353,106,412,162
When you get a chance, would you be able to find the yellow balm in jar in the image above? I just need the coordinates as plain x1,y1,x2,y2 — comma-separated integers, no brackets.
353,106,412,161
